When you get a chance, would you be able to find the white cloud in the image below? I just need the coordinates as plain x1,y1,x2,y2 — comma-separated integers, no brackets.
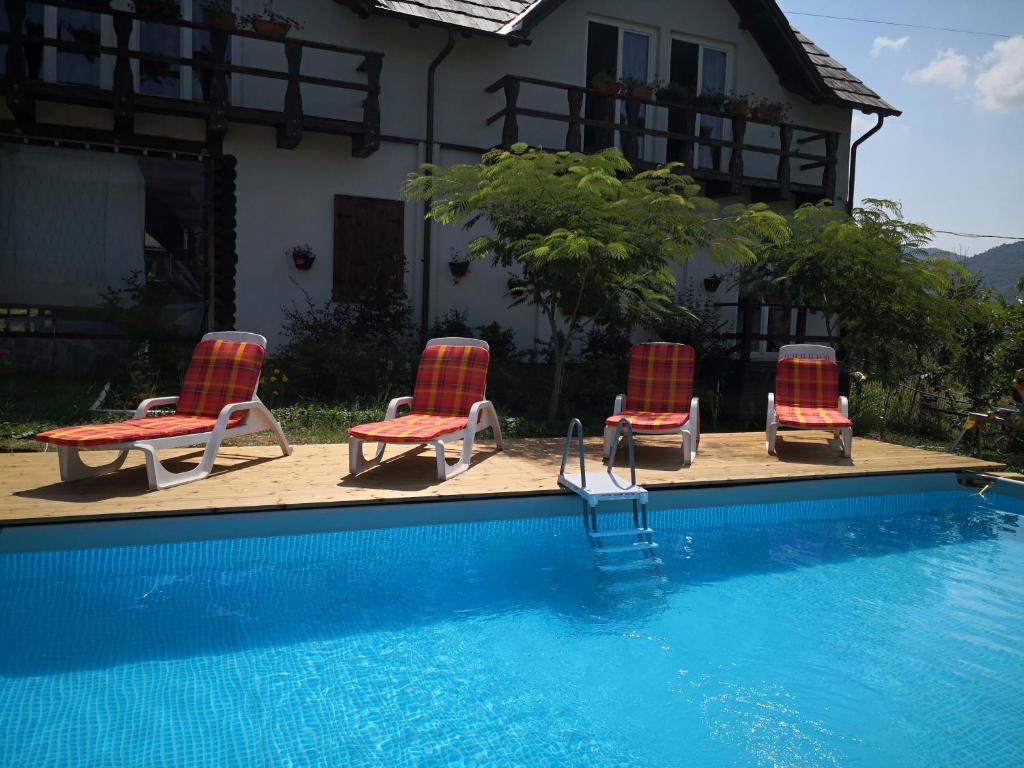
904,49,970,89
871,36,909,57
974,36,1024,111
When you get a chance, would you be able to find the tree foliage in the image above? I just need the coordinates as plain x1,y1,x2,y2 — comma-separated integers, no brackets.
404,144,788,418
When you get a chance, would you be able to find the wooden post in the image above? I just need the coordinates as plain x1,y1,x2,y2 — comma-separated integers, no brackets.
622,96,641,166
729,116,746,194
566,86,583,152
112,13,134,134
501,78,519,148
776,124,792,197
4,0,33,123
602,93,616,149
822,132,838,201
680,107,695,169
206,28,229,138
352,53,381,157
276,40,303,149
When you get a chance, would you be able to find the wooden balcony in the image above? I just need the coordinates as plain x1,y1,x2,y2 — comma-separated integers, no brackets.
486,74,840,202
1,0,382,155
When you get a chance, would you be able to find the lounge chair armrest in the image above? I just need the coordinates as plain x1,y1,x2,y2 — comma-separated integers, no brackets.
213,400,262,432
385,396,413,420
135,396,180,418
767,392,776,422
839,395,849,418
690,396,700,435
613,394,626,415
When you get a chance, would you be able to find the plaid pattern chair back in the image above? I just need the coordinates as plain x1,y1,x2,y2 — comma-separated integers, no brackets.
626,343,695,413
776,357,840,409
411,343,490,417
176,339,266,419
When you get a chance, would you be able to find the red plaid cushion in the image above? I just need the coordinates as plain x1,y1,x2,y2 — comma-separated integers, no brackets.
410,344,490,417
776,357,840,409
35,414,244,448
349,414,468,443
776,405,852,429
606,410,689,430
176,339,265,419
625,343,695,413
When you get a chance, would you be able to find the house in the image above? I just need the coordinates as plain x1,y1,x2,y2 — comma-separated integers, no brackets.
0,0,897,363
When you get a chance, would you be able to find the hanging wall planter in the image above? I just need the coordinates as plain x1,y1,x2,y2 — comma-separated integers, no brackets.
289,244,316,270
703,274,723,292
448,259,471,282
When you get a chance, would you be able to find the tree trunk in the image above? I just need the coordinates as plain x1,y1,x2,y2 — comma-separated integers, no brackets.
547,346,567,422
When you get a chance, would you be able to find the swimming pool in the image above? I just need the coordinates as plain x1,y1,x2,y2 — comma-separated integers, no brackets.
1,475,1023,767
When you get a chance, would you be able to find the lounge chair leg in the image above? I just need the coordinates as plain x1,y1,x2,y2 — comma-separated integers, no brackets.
57,446,130,482
681,432,692,466
136,439,225,491
486,403,504,450
842,428,853,459
602,426,615,460
253,406,293,457
348,437,386,475
767,423,778,455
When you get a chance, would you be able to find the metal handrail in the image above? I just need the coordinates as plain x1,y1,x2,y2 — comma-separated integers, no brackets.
606,417,637,487
559,418,587,487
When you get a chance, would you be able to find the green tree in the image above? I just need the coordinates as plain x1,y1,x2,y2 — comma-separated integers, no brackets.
753,199,964,383
404,144,788,419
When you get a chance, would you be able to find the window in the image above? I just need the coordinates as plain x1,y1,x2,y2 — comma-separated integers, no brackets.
333,196,405,304
584,21,653,157
666,37,732,171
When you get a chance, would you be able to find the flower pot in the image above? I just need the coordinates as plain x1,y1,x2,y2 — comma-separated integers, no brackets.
252,18,291,39
448,260,471,280
725,100,749,118
626,83,654,100
703,276,723,292
203,9,236,29
590,75,619,95
291,249,316,270
751,105,785,122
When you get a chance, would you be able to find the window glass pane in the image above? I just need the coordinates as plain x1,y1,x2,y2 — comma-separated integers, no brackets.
621,31,649,83
57,8,101,86
0,4,45,78
140,2,182,97
698,48,728,170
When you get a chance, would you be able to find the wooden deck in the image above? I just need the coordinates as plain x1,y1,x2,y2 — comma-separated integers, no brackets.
0,432,1002,526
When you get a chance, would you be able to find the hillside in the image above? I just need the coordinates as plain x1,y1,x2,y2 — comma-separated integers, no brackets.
964,242,1024,299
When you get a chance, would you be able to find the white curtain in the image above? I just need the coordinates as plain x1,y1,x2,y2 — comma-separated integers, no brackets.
0,144,146,307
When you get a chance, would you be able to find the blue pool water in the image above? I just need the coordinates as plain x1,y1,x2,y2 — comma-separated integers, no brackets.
2,486,1024,767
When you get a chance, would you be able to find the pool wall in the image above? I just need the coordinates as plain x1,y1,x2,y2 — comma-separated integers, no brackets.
1,471,1013,555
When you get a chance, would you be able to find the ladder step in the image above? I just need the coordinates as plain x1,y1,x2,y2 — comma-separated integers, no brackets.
588,528,654,539
595,541,659,554
596,558,663,572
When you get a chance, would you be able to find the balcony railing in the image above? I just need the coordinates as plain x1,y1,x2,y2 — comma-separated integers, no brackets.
486,74,840,201
1,0,382,155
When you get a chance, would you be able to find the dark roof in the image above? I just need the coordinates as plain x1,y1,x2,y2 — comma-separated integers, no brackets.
342,0,899,115
793,28,899,115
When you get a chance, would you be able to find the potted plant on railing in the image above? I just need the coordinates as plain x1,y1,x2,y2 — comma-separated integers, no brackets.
654,80,692,106
621,77,654,101
749,97,788,123
694,89,726,113
202,0,236,30
130,0,182,22
242,3,303,39
589,71,620,95
288,244,316,270
724,92,752,118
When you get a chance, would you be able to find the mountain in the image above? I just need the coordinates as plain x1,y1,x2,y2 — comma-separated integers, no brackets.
964,242,1024,299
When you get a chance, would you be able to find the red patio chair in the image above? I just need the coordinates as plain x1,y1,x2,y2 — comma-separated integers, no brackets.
767,344,852,458
603,342,700,464
348,337,503,480
35,332,291,489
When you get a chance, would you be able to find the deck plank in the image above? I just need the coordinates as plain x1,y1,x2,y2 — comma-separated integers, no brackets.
0,432,1002,525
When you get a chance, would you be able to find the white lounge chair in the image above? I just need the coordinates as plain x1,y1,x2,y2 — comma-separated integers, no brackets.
767,344,852,458
347,337,503,480
35,331,292,490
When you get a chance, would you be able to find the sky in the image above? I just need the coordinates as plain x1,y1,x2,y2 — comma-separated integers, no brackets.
776,0,1024,256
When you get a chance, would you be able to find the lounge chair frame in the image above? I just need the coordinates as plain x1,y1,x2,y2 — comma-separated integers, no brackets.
54,331,292,490
767,344,851,458
348,337,503,481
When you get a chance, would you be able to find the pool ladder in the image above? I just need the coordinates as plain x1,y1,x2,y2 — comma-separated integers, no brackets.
558,418,655,552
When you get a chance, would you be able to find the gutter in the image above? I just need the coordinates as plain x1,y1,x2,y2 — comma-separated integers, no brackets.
420,29,456,340
846,113,885,215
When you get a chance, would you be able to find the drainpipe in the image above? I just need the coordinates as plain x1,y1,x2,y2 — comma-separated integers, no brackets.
420,29,456,340
846,113,884,215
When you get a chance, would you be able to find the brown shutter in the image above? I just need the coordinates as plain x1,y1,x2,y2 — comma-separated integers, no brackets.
333,195,405,304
